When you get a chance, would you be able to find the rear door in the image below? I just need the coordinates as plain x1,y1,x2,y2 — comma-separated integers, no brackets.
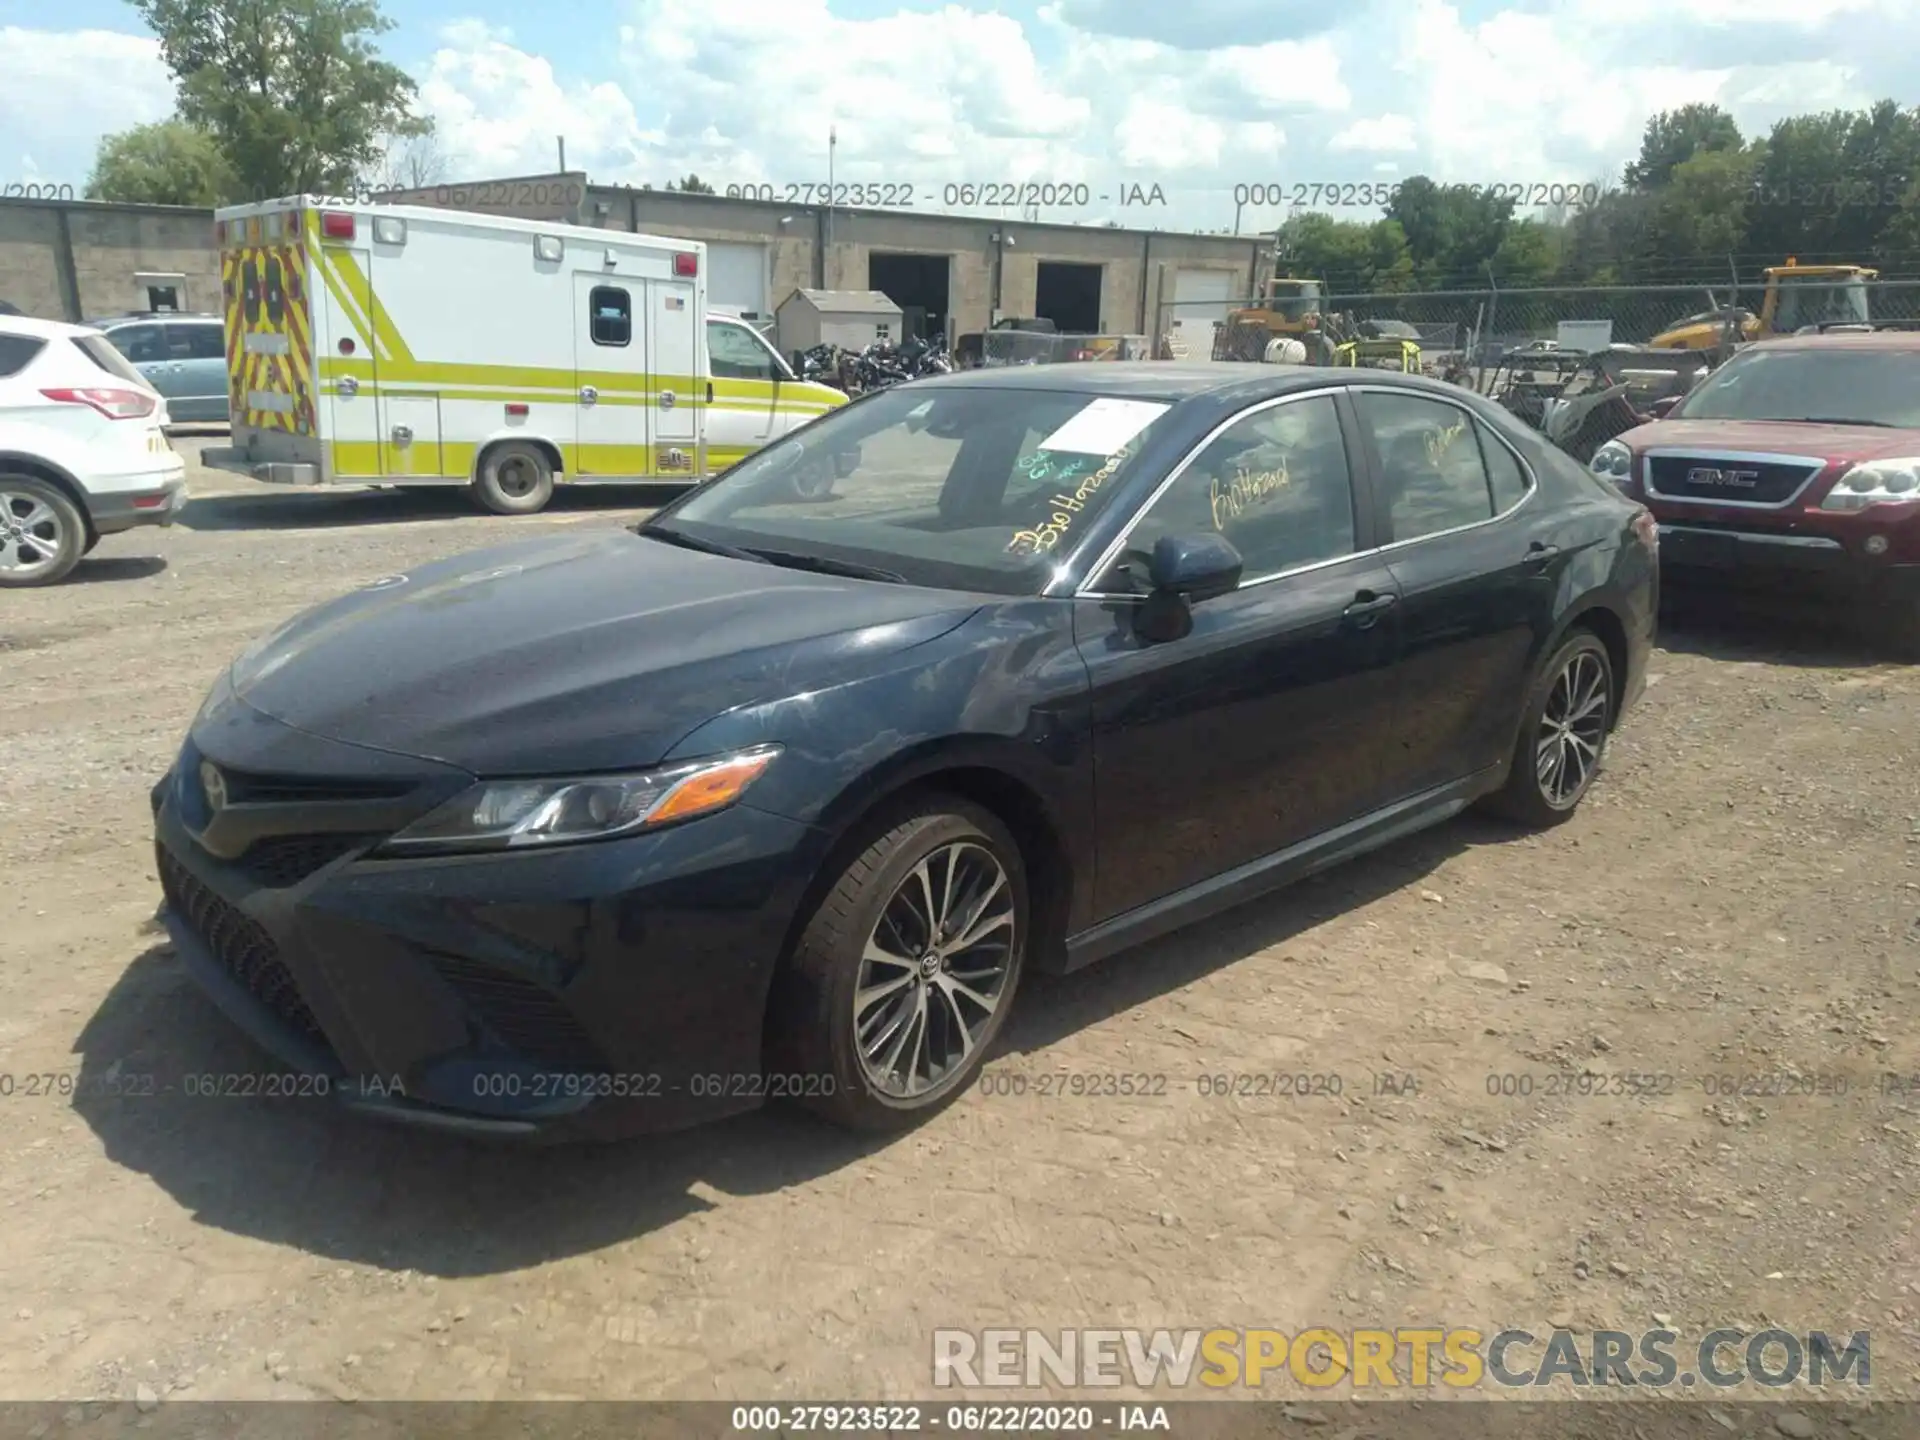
1073,389,1404,920
1352,387,1559,798
313,241,381,476
107,324,174,401
178,320,230,421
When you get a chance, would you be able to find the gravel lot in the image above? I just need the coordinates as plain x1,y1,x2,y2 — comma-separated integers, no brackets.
2,434,1919,1410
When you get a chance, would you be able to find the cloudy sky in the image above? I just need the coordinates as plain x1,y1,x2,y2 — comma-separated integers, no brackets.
1,0,1914,231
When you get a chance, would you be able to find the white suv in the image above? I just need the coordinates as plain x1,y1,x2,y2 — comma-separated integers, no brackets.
0,315,188,587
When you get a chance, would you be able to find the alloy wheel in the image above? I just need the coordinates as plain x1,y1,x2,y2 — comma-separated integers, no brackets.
1535,649,1609,808
0,487,67,579
853,841,1015,1099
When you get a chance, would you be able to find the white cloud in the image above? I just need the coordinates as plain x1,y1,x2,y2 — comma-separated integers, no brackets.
3,0,1918,230
416,20,663,179
1330,115,1419,153
0,28,172,187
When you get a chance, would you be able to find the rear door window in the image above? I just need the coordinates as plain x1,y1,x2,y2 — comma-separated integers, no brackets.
184,324,227,360
110,324,165,363
0,334,46,377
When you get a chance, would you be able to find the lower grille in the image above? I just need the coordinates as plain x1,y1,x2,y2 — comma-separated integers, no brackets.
237,834,371,888
424,951,606,1073
156,844,331,1049
1646,455,1821,505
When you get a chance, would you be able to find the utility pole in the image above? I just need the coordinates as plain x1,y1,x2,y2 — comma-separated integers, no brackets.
557,136,566,172
826,126,836,288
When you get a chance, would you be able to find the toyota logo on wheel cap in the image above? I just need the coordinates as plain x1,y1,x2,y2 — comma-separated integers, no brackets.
199,761,228,812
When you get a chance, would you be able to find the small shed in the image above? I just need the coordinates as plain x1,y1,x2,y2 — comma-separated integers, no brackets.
776,288,904,356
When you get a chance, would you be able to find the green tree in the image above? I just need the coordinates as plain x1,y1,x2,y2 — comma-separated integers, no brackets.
1491,217,1559,284
669,174,716,194
1386,177,1515,285
85,118,236,205
1624,104,1743,191
1641,145,1757,267
131,0,430,201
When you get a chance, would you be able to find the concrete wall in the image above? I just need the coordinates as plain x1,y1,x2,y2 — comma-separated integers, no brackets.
0,179,1271,343
0,198,219,321
581,186,1267,340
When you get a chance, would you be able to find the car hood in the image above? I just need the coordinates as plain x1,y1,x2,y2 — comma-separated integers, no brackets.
1618,418,1920,461
231,530,982,775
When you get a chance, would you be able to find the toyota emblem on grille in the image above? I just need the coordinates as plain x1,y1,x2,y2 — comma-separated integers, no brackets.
199,761,228,812
1686,466,1760,488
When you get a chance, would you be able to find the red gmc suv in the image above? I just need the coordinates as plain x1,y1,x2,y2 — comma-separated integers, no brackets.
1590,330,1920,657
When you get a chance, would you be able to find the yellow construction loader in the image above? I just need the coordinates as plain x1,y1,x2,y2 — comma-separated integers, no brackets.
1213,274,1356,362
1648,259,1878,350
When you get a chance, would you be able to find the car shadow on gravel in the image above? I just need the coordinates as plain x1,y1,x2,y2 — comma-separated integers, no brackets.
66,816,1487,1277
1657,590,1890,668
67,555,169,583
179,486,683,532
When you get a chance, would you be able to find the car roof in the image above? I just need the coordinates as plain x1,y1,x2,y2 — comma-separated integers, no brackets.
917,360,1456,403
0,313,100,341
1747,330,1920,353
90,312,220,326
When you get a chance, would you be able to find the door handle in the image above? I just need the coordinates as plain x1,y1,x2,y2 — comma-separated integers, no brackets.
706,381,714,403
579,385,597,404
1525,540,1561,566
1342,591,1398,629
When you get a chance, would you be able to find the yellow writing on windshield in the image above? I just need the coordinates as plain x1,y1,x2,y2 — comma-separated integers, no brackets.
1008,448,1131,555
1424,420,1467,467
1210,458,1292,530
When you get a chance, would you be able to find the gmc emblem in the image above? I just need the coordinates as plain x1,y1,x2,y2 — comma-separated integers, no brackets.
1687,466,1760,488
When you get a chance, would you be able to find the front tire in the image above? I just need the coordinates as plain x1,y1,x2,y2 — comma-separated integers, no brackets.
0,474,86,587
472,441,555,515
774,798,1028,1131
1481,629,1614,827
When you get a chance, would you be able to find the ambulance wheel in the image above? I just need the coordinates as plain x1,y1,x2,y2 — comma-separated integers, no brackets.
474,442,554,515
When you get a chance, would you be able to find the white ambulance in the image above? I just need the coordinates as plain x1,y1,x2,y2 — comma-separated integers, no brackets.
203,197,848,513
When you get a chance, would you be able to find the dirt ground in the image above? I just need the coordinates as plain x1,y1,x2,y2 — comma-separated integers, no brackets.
2,435,1918,1409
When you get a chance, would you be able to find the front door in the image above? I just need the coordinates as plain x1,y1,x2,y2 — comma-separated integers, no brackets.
574,276,648,477
1073,389,1404,921
703,316,779,471
1351,388,1560,798
179,320,231,421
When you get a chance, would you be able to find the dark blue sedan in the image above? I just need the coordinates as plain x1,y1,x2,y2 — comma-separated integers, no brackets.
151,362,1657,1140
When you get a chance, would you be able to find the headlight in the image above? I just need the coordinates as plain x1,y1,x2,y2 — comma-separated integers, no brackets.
1819,457,1920,510
380,746,779,854
1590,440,1633,481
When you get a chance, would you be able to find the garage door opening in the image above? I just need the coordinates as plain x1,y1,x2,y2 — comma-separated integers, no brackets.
867,252,950,341
1036,262,1102,334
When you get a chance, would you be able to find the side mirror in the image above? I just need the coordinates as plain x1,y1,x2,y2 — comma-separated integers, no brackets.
1148,532,1243,603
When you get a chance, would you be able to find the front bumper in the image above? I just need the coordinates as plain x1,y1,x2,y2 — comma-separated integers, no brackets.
149,723,832,1143
1656,523,1920,607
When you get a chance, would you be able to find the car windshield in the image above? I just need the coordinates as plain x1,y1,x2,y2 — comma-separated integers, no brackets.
645,383,1180,594
1674,347,1920,427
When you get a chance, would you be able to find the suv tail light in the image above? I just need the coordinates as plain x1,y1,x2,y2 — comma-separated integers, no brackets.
40,387,157,419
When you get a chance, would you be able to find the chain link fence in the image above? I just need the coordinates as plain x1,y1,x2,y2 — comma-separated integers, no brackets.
1151,280,1920,370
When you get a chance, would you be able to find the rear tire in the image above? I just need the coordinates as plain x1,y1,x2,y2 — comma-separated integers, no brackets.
472,442,555,515
1480,629,1614,828
772,797,1028,1131
0,474,86,587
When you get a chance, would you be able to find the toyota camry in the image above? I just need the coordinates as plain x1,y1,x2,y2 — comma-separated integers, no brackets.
151,362,1657,1141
